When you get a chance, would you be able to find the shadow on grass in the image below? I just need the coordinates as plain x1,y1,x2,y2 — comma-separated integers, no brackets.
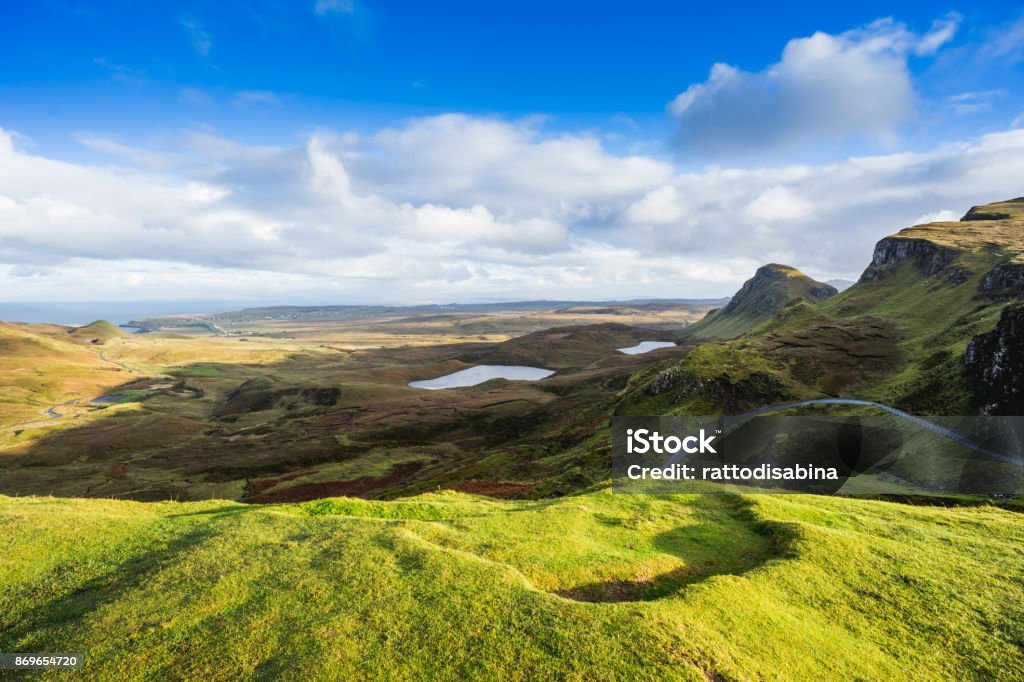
0,519,217,653
555,495,799,603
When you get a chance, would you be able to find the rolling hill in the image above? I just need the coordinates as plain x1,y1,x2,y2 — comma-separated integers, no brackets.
680,264,837,341
1,489,1022,680
68,319,129,343
0,322,129,431
1,199,1023,679
633,197,1024,416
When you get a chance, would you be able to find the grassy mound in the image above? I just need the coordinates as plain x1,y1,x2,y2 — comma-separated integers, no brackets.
68,320,128,342
1,490,1022,680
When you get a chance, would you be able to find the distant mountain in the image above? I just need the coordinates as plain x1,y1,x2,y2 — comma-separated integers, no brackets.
632,196,1024,416
826,279,855,292
680,264,837,341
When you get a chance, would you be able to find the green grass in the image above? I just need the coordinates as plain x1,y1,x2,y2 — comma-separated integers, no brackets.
1,489,1022,680
166,365,225,378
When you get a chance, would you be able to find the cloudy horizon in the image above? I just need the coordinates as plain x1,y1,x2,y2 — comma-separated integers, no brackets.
2,3,1023,305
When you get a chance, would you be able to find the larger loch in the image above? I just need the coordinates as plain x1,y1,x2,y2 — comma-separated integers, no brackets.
409,365,555,390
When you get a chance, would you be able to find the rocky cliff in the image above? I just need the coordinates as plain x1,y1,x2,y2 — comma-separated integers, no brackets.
859,238,960,282
965,305,1024,415
980,262,1024,300
859,197,1024,285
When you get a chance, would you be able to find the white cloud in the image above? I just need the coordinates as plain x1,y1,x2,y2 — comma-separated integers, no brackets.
947,89,1007,115
745,186,814,223
914,209,959,224
624,186,688,225
977,15,1024,64
669,17,959,158
3,119,1024,302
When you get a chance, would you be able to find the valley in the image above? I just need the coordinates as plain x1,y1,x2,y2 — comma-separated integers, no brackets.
0,302,704,502
2,200,1022,505
1,198,1023,680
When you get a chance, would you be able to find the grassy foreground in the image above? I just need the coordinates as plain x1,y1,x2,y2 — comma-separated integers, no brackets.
2,490,1022,680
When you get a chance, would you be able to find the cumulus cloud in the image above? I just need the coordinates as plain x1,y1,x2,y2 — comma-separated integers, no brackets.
914,209,959,224
2,117,1024,303
669,17,960,159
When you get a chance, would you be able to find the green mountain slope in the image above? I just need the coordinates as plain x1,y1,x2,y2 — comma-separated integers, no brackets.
681,264,837,341
2,490,1022,680
637,197,1024,415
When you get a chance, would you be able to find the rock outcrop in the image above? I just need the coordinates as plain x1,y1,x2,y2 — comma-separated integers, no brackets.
682,264,837,341
980,262,1024,299
722,264,837,316
646,367,787,415
961,197,1024,221
965,306,1024,415
859,237,960,282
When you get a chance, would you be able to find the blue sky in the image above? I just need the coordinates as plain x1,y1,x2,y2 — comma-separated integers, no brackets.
1,1,1023,303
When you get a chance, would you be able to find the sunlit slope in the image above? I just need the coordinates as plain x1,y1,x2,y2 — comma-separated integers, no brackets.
681,264,837,341
1,490,1021,680
67,320,128,342
640,198,1024,414
0,322,125,427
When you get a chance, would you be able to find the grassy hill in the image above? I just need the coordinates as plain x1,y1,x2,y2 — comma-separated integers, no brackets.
634,198,1024,415
68,319,129,343
2,489,1022,680
680,264,837,341
2,201,1024,678
0,322,127,430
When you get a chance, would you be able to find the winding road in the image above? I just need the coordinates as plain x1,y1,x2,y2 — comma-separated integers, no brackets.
665,398,1021,466
42,348,145,420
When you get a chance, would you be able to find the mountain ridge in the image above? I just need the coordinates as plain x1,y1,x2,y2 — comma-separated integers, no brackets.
680,263,837,341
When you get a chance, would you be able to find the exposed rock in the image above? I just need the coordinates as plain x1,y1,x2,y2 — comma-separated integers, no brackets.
859,237,960,282
961,197,1024,221
965,306,1024,415
722,264,837,316
646,367,787,415
962,209,1012,221
980,262,1024,299
944,267,970,286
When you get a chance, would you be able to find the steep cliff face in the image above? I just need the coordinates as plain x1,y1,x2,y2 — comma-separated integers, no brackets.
858,238,960,282
859,197,1024,285
682,264,836,341
980,262,1024,299
965,306,1024,415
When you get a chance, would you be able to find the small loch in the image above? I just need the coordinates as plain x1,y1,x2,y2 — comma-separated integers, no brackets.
616,341,677,355
410,365,555,389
